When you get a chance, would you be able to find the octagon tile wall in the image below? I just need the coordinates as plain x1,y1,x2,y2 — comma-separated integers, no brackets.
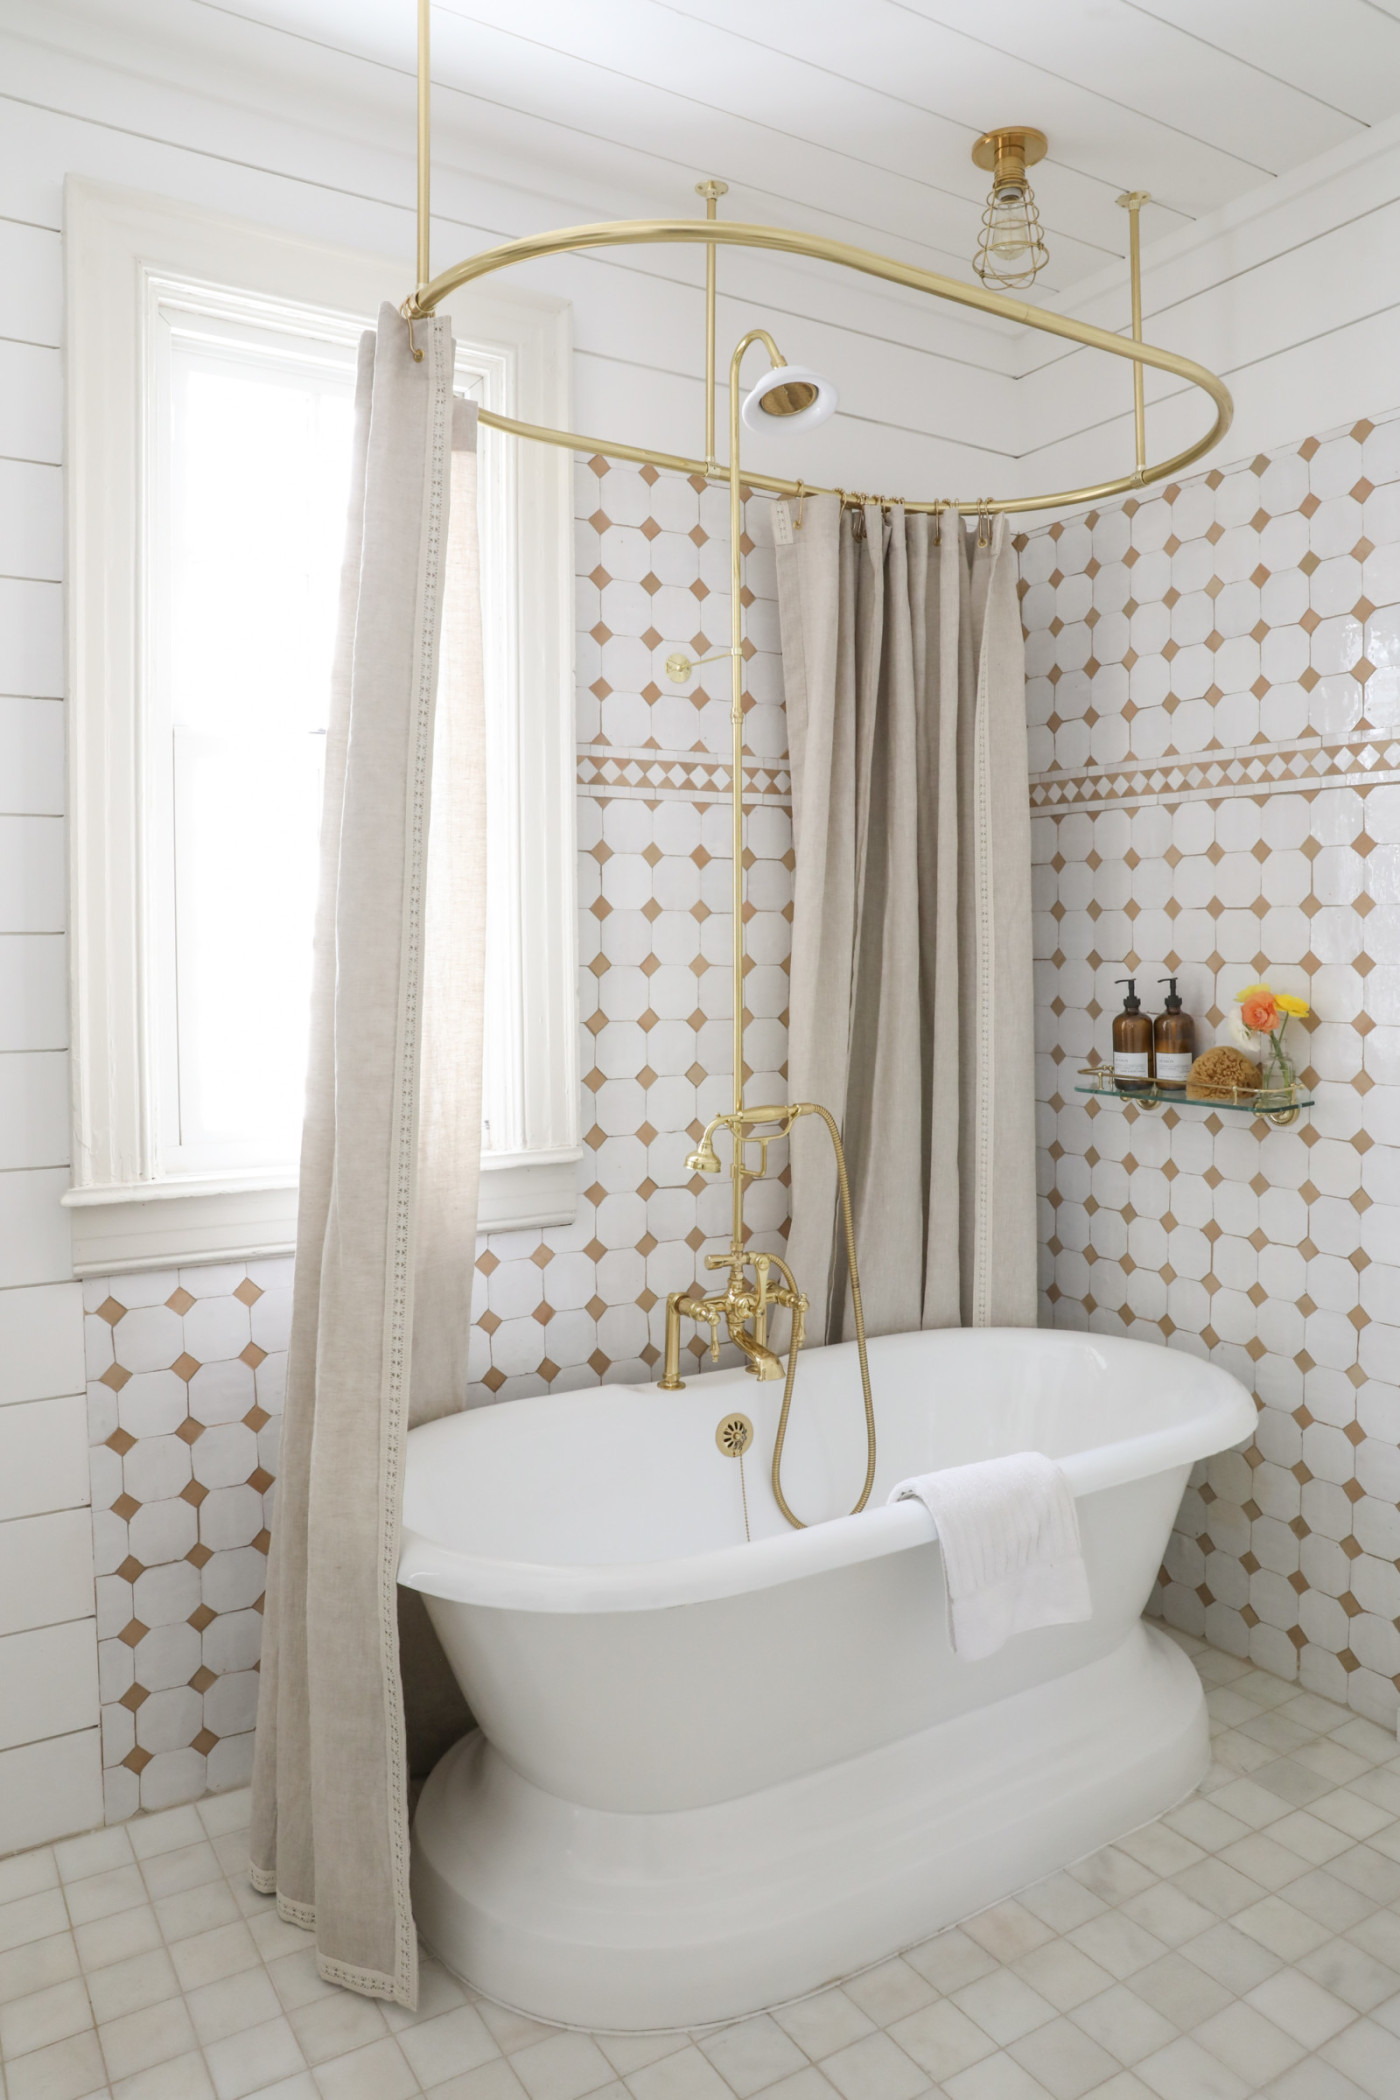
82,413,1400,1826
1020,413,1400,1730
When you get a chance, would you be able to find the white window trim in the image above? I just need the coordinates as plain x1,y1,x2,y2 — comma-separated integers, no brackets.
64,178,579,1275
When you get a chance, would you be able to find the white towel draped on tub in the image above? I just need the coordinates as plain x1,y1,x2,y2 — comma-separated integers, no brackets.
887,1453,1092,1661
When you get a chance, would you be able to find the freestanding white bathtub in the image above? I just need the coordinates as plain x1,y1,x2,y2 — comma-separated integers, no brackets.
401,1327,1255,2030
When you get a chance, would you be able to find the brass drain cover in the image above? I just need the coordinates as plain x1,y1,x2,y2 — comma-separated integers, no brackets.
716,1412,754,1457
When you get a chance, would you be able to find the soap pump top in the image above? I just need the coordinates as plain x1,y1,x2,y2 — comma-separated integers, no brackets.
1159,977,1183,1011
1112,976,1154,1090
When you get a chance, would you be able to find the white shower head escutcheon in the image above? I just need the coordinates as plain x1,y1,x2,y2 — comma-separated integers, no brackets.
740,363,838,435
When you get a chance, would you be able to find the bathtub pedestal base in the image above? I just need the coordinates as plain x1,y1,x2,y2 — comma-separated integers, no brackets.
412,1622,1207,2031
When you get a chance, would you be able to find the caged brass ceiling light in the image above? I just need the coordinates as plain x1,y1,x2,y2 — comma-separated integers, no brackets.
972,126,1049,290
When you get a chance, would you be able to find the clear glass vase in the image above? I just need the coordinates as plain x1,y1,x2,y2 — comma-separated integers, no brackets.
1259,1025,1296,1103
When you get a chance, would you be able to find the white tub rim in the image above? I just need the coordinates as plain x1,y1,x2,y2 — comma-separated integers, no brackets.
399,1329,1256,1615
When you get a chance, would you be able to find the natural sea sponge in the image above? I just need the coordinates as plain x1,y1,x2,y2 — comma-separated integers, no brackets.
1186,1045,1262,1101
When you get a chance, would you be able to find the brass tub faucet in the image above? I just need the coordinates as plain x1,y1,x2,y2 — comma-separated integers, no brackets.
658,1103,876,1532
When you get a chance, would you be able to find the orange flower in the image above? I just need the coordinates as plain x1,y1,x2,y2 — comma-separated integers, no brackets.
1239,989,1280,1035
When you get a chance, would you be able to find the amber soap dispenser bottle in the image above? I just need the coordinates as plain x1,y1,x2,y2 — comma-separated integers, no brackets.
1154,977,1195,1090
1112,977,1153,1092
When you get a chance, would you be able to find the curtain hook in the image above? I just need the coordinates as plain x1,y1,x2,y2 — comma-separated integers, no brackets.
794,479,806,530
399,299,425,363
977,499,992,549
931,500,943,545
850,494,866,542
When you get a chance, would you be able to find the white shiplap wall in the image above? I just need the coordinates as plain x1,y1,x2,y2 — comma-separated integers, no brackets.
2,0,1400,1851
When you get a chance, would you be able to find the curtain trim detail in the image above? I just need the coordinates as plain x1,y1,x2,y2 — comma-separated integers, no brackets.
378,315,454,2005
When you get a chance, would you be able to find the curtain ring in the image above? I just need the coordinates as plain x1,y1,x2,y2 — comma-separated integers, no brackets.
399,300,425,364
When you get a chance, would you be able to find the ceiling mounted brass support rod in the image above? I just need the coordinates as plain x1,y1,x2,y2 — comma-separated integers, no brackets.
415,0,431,296
1118,191,1150,475
697,179,727,473
405,216,1233,513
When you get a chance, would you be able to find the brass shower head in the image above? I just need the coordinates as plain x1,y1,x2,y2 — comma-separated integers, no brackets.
740,363,838,435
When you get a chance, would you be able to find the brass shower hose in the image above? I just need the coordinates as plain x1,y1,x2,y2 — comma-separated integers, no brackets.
770,1103,877,1529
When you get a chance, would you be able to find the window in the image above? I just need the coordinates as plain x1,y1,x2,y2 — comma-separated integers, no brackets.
66,181,578,1273
156,293,353,1179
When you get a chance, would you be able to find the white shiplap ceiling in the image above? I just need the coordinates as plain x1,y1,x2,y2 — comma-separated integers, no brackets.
177,0,1400,300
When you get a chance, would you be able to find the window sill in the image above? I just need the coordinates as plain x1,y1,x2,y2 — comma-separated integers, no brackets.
63,1150,582,1276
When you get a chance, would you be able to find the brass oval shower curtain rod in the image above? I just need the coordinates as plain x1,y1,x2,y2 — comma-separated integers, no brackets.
402,8,1232,517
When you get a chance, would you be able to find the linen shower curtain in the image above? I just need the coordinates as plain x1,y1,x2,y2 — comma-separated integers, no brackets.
771,494,1036,1340
250,305,487,2007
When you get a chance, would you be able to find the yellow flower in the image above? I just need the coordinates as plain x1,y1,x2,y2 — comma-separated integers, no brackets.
1234,983,1271,1003
1275,993,1310,1018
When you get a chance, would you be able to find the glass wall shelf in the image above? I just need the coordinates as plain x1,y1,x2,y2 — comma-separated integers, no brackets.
1074,1067,1312,1126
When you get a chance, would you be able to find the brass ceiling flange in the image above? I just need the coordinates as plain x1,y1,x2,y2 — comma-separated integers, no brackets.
971,126,1048,187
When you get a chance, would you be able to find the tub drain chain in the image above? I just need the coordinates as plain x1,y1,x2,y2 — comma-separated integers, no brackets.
716,1412,754,1543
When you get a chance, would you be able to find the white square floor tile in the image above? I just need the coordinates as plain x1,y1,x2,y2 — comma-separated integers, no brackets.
5,1652,1400,2100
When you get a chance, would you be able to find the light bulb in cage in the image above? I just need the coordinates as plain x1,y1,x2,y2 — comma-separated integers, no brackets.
971,127,1049,291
